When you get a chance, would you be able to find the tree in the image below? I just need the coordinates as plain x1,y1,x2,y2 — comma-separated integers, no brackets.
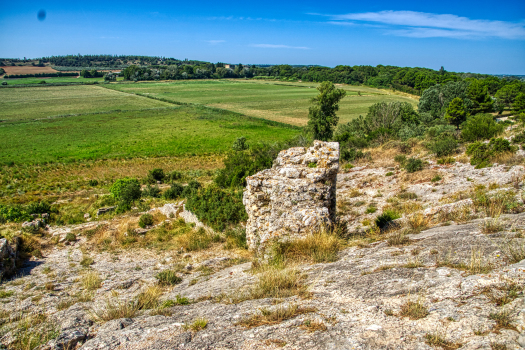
467,80,494,114
514,93,525,113
307,81,346,141
445,97,468,129
495,84,520,108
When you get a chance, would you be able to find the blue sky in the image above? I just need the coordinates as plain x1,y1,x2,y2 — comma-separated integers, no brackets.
1,1,524,74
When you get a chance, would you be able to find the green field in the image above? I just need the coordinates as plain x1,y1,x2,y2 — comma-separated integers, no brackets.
0,85,171,122
106,80,418,126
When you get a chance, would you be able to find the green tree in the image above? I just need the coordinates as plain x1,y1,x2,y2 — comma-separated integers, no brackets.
467,80,494,114
513,93,525,113
495,84,520,108
461,114,503,142
445,97,468,129
307,81,347,141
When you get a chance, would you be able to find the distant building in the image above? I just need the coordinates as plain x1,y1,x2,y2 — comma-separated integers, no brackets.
224,64,235,69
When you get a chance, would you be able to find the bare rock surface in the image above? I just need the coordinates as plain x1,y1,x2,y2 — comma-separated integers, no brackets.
243,140,340,252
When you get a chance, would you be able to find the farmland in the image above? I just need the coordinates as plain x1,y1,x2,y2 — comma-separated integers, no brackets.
0,65,58,75
107,80,418,126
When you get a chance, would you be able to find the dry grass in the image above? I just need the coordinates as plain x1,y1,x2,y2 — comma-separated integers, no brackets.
436,206,473,224
468,249,492,275
484,279,524,306
249,265,307,300
489,309,517,331
386,230,410,246
407,212,431,233
81,271,102,290
498,237,525,263
491,152,525,167
89,298,139,323
424,332,462,350
300,319,327,332
236,304,316,328
184,317,208,332
480,218,504,234
136,285,163,310
399,298,429,320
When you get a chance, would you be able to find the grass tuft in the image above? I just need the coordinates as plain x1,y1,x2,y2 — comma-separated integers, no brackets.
236,304,316,328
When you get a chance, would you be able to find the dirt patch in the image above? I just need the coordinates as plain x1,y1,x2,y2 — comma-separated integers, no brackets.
2,66,59,75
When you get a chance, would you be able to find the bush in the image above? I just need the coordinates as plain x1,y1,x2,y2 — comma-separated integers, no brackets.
511,131,525,146
65,232,76,242
466,138,517,168
26,201,51,215
155,270,182,286
461,114,504,142
394,154,406,165
165,171,184,182
0,204,30,222
142,185,161,198
186,185,247,231
163,183,184,199
426,137,458,157
405,158,424,173
224,227,248,249
146,168,165,184
341,147,367,162
375,210,401,230
88,179,99,186
138,213,154,228
110,178,141,201
182,180,201,198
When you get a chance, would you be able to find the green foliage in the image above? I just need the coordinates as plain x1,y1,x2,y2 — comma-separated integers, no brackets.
405,158,424,173
26,201,52,215
155,270,182,286
431,175,442,182
307,81,347,141
445,97,468,129
495,84,521,108
163,183,184,199
224,227,248,249
514,93,525,113
0,204,31,222
375,210,401,229
467,80,494,114
186,185,247,231
181,180,202,198
426,137,458,157
142,185,162,198
110,178,141,201
147,168,165,183
461,114,504,142
232,136,249,151
65,232,76,242
511,131,525,146
340,148,367,162
138,213,154,228
466,138,517,168
394,154,407,165
418,81,470,119
88,179,99,186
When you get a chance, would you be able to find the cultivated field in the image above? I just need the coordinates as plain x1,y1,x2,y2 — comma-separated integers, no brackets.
107,80,418,126
0,85,172,122
1,65,58,75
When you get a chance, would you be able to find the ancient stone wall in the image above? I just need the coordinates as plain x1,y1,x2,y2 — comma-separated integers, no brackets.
243,140,339,252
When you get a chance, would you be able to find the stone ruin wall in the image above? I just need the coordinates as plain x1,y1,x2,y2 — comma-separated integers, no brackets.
243,140,339,252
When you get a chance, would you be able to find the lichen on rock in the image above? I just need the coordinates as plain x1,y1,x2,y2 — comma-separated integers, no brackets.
243,140,339,252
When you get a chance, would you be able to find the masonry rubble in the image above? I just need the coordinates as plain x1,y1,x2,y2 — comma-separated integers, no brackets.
243,140,339,252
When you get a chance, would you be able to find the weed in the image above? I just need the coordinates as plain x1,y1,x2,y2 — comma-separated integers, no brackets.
45,282,55,291
161,295,190,307
399,299,429,320
403,258,423,268
185,318,208,331
0,290,15,299
138,213,154,228
65,232,76,242
155,270,182,286
300,319,327,332
384,309,394,316
366,206,377,214
247,265,307,300
397,192,417,200
386,172,393,176
489,309,516,331
424,332,462,349
57,299,76,311
490,342,508,350
499,238,525,263
236,304,316,328
431,175,442,182
407,212,431,233
81,271,102,290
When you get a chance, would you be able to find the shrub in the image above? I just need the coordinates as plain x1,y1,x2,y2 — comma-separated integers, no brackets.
431,175,442,182
426,137,458,157
186,185,247,231
461,114,504,142
232,136,249,151
0,204,30,222
466,138,517,168
181,180,201,198
394,154,406,165
110,178,141,206
65,232,76,242
88,179,99,186
405,158,424,173
341,147,367,162
224,227,248,249
163,183,184,199
138,213,154,228
155,270,182,286
375,210,401,229
165,171,184,182
146,168,165,184
142,185,161,198
437,157,455,165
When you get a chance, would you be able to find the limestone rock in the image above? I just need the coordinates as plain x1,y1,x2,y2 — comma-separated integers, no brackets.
0,238,18,280
243,140,339,252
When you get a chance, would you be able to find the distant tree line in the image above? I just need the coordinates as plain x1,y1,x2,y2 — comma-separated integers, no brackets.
3,72,79,79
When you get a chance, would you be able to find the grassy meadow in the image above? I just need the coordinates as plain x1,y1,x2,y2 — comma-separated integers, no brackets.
106,80,418,126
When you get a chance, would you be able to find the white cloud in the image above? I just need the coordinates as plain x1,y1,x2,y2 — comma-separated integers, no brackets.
328,10,525,39
251,44,310,49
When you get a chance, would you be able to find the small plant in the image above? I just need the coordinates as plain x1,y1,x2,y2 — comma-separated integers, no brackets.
161,295,190,307
65,232,76,242
431,175,442,182
80,256,94,267
365,206,377,214
480,218,504,234
82,271,102,290
89,298,138,323
405,157,424,173
45,282,55,291
437,157,456,165
0,290,14,298
163,183,184,199
489,309,516,331
155,270,182,286
88,179,99,186
490,342,508,350
136,285,163,310
236,304,315,328
138,213,154,228
185,317,208,331
394,154,406,165
300,319,327,332
375,210,401,230
307,162,317,168
399,299,429,320
387,230,410,246
385,171,393,176
384,309,394,316
424,332,462,349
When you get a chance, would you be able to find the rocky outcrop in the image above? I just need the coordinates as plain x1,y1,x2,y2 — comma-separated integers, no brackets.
0,238,18,280
243,141,339,252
